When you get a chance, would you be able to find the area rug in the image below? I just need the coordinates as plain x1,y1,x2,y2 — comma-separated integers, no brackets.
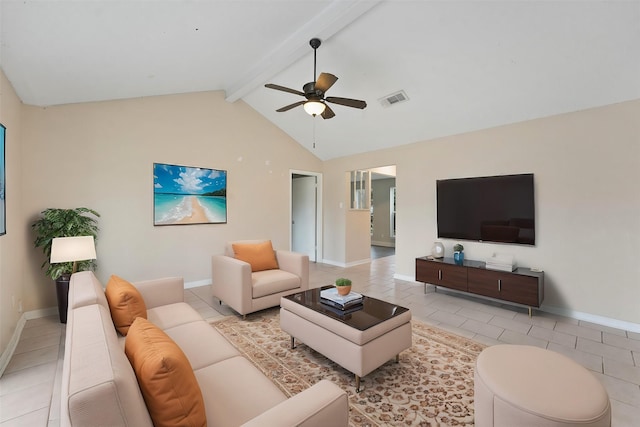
210,308,486,426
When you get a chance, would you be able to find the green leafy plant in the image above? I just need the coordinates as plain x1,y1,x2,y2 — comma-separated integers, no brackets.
32,207,100,280
335,278,352,287
453,243,464,252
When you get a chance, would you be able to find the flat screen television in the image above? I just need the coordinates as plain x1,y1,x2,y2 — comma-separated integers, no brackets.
436,173,535,245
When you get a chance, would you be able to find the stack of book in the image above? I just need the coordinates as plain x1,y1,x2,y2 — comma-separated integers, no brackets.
320,288,363,310
486,253,517,272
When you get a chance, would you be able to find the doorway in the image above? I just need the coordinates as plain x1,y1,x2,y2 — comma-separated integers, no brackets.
370,166,396,258
290,170,322,262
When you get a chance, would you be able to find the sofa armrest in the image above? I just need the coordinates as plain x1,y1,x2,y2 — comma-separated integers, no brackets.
276,250,309,290
211,255,253,314
133,277,184,309
240,380,348,427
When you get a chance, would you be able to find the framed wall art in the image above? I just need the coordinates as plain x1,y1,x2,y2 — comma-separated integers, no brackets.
153,162,227,226
0,123,5,236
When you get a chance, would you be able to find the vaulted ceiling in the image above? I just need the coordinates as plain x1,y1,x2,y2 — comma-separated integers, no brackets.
1,1,638,160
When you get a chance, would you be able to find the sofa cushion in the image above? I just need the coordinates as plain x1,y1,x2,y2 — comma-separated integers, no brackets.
125,317,206,427
232,240,279,272
194,356,287,427
105,275,147,335
146,302,204,331
252,269,301,298
163,320,241,370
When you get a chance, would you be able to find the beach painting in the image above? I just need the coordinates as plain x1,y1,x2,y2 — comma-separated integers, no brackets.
153,162,227,226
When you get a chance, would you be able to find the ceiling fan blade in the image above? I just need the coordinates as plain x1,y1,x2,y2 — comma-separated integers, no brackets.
265,83,305,97
326,96,367,109
315,73,338,94
276,100,305,112
321,104,335,119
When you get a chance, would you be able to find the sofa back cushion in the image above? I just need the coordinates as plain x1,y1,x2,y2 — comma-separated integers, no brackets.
65,304,153,427
68,270,109,310
105,275,147,335
232,240,279,272
125,317,207,427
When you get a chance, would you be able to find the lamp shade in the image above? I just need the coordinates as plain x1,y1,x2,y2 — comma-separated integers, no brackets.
50,236,97,263
303,100,326,116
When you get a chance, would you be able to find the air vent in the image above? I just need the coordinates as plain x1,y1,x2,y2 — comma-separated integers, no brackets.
379,90,409,108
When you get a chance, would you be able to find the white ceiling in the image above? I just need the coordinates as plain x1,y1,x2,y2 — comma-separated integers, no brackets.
1,1,638,160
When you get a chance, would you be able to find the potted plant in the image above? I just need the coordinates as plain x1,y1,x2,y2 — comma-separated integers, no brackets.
453,243,464,264
32,207,100,322
335,277,352,296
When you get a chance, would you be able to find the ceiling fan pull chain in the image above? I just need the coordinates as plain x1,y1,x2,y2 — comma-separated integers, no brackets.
313,118,316,149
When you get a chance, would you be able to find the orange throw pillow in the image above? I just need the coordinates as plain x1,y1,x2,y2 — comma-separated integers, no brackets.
125,317,206,427
105,275,147,335
232,240,279,272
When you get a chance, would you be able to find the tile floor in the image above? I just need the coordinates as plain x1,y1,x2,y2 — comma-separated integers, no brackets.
1,255,639,426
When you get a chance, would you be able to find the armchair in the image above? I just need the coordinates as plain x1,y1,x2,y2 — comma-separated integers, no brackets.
212,240,309,317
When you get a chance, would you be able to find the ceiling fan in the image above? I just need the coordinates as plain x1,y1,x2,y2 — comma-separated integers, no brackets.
265,38,367,119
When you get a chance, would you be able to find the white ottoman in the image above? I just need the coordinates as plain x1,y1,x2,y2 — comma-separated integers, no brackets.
474,345,611,427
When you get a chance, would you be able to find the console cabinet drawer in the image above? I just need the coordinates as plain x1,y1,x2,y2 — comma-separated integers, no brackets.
415,259,467,291
468,269,540,307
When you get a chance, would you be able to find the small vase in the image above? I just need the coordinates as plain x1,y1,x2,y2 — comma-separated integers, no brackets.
431,242,444,258
454,251,464,264
337,285,351,296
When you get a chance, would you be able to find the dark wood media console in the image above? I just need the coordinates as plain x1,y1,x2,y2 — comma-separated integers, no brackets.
415,256,544,316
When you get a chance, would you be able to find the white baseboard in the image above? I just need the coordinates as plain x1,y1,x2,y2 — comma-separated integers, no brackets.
184,279,210,289
541,305,640,333
0,314,27,377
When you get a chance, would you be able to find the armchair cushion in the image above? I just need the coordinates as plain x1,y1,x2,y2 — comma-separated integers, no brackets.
105,275,147,335
252,269,301,298
232,240,279,272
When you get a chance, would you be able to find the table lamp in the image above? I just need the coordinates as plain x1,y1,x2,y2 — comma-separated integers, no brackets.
50,235,97,274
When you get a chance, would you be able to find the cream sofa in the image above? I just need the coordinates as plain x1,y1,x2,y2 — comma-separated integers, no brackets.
212,240,309,317
61,271,348,427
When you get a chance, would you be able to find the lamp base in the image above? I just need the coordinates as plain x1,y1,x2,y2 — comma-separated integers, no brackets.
55,274,71,324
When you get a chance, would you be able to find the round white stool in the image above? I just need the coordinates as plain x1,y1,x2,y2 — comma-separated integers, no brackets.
474,344,611,427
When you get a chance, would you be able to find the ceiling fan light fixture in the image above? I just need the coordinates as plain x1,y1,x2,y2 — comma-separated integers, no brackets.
303,100,326,116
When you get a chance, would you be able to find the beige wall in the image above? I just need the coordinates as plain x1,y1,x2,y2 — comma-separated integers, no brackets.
1,67,638,361
18,90,322,316
0,70,25,354
323,100,640,326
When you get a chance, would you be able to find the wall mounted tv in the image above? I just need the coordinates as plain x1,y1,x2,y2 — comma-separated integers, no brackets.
436,173,535,245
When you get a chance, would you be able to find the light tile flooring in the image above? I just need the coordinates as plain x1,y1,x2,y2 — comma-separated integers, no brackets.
1,255,639,426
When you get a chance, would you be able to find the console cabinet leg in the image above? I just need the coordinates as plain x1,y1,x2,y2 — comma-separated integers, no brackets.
355,375,361,392
290,336,295,349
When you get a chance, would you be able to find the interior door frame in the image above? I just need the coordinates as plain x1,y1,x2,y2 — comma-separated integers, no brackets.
290,169,323,262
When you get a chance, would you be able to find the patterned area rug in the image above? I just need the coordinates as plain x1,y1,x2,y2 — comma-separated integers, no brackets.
210,308,486,426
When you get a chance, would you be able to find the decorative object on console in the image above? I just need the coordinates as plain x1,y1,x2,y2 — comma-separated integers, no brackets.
486,253,517,272
49,235,98,323
431,241,444,258
334,277,352,295
153,162,227,226
453,243,464,264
